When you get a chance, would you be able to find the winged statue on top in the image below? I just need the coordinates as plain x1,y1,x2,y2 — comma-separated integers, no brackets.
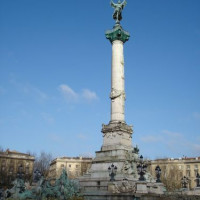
111,0,127,24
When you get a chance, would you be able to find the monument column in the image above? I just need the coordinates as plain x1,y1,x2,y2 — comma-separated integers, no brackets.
79,2,165,197
107,28,130,123
111,39,125,122
101,3,132,150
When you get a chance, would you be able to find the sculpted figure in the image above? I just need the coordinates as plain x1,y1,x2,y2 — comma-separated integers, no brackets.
111,179,136,194
111,0,127,24
121,150,139,178
121,160,132,175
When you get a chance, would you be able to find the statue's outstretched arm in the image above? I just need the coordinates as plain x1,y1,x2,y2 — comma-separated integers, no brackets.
110,0,117,8
121,0,127,8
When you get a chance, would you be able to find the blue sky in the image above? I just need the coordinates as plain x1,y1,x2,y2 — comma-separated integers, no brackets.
0,0,200,159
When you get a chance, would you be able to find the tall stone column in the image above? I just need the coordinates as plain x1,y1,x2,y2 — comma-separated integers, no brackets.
111,39,125,122
101,25,133,151
106,25,130,123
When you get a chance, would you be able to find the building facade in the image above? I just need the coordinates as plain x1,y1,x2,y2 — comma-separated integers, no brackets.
150,157,200,189
49,157,92,179
0,149,35,187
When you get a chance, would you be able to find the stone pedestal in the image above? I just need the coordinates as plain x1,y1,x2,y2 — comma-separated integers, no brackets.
101,122,133,151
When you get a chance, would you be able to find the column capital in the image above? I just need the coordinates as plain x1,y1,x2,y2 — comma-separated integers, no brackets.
105,25,130,44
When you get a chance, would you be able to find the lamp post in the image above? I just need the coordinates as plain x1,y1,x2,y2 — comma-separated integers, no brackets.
16,165,25,193
155,165,161,183
196,173,200,187
33,169,42,182
108,164,117,181
181,176,189,189
137,155,147,181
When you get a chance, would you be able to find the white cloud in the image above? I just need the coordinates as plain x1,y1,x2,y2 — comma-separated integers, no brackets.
59,84,98,103
59,84,78,102
82,89,98,101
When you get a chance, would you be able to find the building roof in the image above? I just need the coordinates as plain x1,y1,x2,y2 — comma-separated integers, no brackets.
0,149,35,160
50,156,93,166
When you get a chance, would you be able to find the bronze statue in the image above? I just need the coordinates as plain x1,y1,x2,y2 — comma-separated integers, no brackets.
111,0,127,24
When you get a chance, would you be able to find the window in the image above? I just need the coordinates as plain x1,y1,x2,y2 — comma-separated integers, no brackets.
179,165,183,170
186,165,190,170
186,165,191,177
97,181,100,189
69,164,71,168
194,165,199,176
76,165,79,169
194,170,199,176
186,170,190,177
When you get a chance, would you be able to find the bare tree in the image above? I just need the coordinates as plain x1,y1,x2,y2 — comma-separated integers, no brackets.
34,151,53,177
161,165,182,192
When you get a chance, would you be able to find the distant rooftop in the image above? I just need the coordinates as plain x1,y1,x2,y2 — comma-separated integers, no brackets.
154,156,200,162
0,149,35,160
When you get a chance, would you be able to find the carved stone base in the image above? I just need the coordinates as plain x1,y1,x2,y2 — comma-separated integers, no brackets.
101,121,133,151
79,121,165,199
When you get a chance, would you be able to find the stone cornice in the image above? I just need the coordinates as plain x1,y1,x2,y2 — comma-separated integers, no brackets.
105,25,130,44
101,121,133,134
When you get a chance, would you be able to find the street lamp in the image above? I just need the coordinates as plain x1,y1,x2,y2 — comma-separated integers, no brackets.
137,155,147,181
16,165,26,193
155,165,161,183
33,169,42,182
108,164,117,181
181,176,189,189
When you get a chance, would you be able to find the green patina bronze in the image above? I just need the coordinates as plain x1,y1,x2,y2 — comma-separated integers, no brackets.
106,25,130,43
106,0,130,43
3,169,81,200
111,0,127,24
